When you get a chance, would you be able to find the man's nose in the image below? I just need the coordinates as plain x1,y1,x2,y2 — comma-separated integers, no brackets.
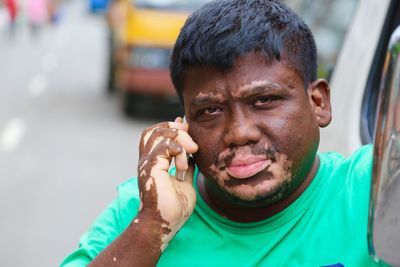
223,114,262,147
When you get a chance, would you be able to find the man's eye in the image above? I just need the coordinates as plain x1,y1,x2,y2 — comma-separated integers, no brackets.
254,96,273,105
200,106,222,115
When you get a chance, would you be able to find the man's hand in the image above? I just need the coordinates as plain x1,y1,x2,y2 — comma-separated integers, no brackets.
137,117,198,250
88,118,198,267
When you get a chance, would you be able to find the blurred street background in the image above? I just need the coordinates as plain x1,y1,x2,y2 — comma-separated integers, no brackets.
0,0,156,266
0,0,360,266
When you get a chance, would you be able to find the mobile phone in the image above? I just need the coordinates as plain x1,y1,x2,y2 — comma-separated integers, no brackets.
176,116,190,182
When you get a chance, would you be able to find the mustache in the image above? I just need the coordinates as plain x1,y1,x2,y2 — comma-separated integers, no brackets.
216,146,278,170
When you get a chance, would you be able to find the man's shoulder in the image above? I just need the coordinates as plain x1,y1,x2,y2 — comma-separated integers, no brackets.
319,144,373,168
317,144,373,190
320,145,374,194
343,144,373,171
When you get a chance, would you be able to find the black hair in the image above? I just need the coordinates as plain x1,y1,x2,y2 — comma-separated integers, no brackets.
170,0,317,102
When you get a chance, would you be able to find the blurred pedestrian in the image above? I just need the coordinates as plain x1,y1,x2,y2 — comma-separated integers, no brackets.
4,0,18,35
26,0,48,33
47,0,62,25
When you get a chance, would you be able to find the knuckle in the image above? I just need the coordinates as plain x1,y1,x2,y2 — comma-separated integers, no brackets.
164,137,172,145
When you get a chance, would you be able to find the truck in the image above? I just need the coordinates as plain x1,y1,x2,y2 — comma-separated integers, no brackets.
107,0,209,118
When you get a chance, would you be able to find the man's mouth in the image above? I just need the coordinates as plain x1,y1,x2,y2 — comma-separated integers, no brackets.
226,157,272,179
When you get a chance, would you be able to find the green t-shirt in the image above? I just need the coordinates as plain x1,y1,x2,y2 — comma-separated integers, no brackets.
61,145,379,267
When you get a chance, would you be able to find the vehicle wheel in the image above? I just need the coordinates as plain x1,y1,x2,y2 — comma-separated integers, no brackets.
121,92,136,117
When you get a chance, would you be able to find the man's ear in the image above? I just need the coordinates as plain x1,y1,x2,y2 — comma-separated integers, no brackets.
308,79,332,128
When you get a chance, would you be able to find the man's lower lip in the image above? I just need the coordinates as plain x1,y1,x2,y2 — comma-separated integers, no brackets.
226,159,271,179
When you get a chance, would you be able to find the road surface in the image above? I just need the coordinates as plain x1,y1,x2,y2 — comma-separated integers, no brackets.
0,1,156,266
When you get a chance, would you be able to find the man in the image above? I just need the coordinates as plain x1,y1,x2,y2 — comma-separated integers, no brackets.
61,0,376,266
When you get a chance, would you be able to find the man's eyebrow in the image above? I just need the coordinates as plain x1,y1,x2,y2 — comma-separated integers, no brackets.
236,81,285,98
191,94,225,105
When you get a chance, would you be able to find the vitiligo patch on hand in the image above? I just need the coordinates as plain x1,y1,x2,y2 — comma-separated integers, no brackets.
145,178,154,191
139,160,148,171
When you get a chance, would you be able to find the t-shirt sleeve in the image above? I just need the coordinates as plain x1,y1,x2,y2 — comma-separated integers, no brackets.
60,178,140,267
348,144,374,184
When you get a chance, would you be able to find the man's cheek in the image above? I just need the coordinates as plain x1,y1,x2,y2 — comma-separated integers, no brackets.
208,164,229,181
193,140,215,159
193,148,220,177
193,149,212,170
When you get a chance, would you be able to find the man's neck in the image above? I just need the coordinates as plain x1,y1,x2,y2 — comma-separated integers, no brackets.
196,157,320,223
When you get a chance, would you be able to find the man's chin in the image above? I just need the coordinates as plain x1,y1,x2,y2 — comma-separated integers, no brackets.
220,180,290,207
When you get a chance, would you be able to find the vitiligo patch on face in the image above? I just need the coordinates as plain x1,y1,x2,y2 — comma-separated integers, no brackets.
268,153,292,182
192,91,226,104
209,146,256,183
231,80,285,98
225,153,292,201
207,145,293,201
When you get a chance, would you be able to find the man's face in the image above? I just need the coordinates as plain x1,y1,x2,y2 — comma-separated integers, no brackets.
182,53,323,206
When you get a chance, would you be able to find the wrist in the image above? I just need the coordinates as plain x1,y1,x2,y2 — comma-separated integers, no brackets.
134,211,178,251
89,212,167,267
132,212,172,248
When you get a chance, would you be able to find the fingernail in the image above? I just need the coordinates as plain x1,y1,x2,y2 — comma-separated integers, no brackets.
176,170,187,182
191,141,198,149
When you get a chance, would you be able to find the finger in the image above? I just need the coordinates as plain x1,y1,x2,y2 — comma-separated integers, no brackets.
140,122,188,154
174,130,198,154
175,149,188,171
142,128,179,156
182,157,196,184
146,121,186,131
140,122,169,155
139,138,184,177
167,121,188,132
150,138,184,172
142,128,198,157
174,117,183,123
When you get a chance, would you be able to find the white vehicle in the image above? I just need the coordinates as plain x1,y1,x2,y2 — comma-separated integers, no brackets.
286,0,400,265
318,0,398,155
